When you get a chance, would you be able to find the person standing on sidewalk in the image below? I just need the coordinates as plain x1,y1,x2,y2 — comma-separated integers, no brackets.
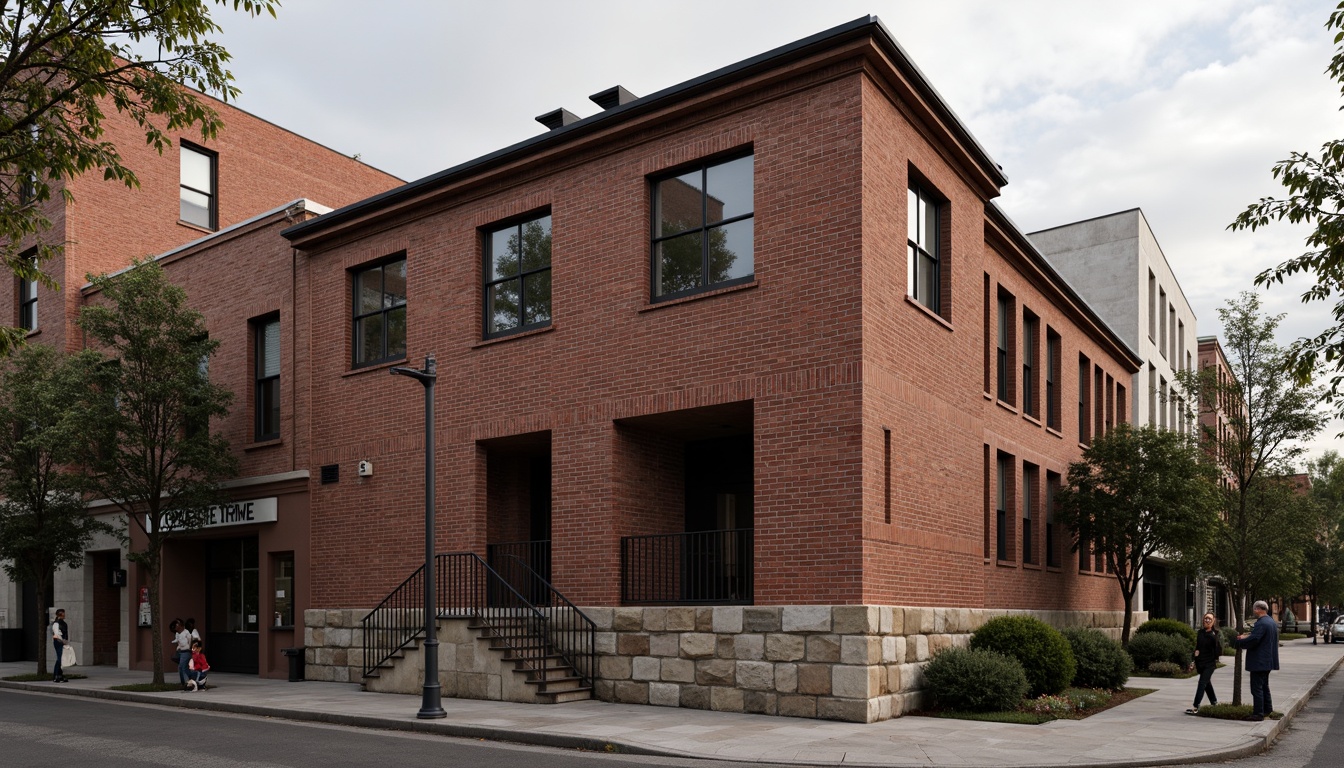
50,609,69,683
1234,600,1280,721
170,619,192,690
1187,612,1221,713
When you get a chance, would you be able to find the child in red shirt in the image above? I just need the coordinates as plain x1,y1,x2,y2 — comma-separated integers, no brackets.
187,639,210,691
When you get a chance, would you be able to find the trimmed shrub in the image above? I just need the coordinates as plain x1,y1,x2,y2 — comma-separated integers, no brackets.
1062,626,1133,690
1135,618,1198,650
923,647,1029,712
1220,626,1239,648
971,616,1077,697
1127,631,1193,669
1147,661,1184,676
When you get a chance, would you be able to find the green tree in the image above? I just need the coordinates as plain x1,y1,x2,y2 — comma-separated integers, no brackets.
78,258,237,685
1229,2,1344,416
0,344,113,675
1303,452,1344,634
1054,423,1220,645
1177,292,1326,705
0,0,279,354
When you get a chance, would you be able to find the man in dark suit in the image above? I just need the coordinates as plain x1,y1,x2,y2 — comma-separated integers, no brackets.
1234,600,1280,721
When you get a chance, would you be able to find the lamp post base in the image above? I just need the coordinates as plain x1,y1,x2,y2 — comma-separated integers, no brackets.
417,683,447,719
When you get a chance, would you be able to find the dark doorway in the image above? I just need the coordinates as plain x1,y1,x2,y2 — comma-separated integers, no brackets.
483,431,552,603
1143,561,1168,620
205,537,259,674
681,434,753,603
90,551,121,665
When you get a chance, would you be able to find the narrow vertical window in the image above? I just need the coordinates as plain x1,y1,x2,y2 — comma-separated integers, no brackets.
883,428,892,524
1158,288,1168,358
484,213,552,337
1148,271,1156,340
352,256,408,367
17,252,37,332
908,183,940,314
1045,471,1060,567
274,553,295,627
254,316,281,441
1094,365,1104,439
1023,312,1038,417
180,143,217,230
1079,355,1091,444
1117,383,1127,424
996,453,1009,561
1022,463,1037,564
1046,330,1060,429
1148,364,1157,426
652,153,753,299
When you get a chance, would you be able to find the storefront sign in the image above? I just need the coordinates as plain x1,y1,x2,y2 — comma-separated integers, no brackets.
146,497,278,532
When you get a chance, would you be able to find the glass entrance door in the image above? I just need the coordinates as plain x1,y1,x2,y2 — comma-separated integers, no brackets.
205,537,259,674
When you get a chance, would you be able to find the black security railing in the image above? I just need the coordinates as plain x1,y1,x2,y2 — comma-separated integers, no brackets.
487,539,551,605
360,552,594,688
620,528,753,605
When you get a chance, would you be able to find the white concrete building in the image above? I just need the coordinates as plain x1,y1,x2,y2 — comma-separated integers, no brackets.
1028,208,1201,626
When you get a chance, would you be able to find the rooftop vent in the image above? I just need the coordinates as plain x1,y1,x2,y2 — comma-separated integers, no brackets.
589,85,637,110
535,108,580,130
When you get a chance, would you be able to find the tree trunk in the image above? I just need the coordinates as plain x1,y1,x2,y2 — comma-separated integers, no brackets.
147,557,164,686
1120,584,1136,646
1230,588,1245,706
32,573,51,677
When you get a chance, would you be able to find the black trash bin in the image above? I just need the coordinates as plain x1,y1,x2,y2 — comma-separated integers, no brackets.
281,647,305,682
0,629,23,662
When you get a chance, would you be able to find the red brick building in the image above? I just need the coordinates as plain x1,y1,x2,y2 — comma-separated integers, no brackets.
8,17,1150,719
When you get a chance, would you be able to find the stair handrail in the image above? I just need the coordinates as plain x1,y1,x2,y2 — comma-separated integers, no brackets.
360,562,427,677
493,552,597,687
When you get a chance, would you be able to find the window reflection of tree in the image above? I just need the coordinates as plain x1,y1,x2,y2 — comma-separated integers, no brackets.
488,217,552,333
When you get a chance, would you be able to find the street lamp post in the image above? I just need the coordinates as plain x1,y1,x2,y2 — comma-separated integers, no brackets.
390,355,446,720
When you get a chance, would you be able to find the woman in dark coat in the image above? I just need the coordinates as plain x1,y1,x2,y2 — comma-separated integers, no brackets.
1188,612,1222,713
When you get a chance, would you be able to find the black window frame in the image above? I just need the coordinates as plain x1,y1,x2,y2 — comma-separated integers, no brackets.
351,254,408,369
17,250,37,332
1045,471,1061,568
650,151,755,302
908,182,942,315
1045,329,1061,430
253,314,281,442
1022,311,1038,418
996,452,1010,562
1022,462,1037,565
482,211,553,339
179,141,218,231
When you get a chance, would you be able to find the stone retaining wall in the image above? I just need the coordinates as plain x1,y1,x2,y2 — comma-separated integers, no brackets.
304,605,1144,722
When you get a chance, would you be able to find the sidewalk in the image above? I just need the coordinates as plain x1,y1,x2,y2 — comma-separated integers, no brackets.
2,639,1341,767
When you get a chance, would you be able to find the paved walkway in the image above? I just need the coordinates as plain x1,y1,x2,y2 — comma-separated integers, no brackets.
2,639,1342,767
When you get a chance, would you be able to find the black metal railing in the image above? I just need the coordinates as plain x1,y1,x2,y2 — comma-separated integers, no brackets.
360,552,594,688
620,528,753,605
487,540,552,605
490,553,595,686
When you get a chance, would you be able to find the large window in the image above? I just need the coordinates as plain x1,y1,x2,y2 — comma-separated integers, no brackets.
254,316,280,441
996,452,1011,561
1046,330,1061,430
908,183,941,314
484,213,552,337
180,143,217,230
352,256,407,367
17,252,37,332
1023,463,1037,564
1045,471,1060,567
1023,312,1038,418
996,291,1015,403
652,154,754,300
1079,354,1092,444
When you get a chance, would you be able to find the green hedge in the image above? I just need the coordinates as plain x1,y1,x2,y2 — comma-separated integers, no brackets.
1127,631,1192,669
923,647,1029,712
971,616,1076,697
1061,627,1132,690
1135,618,1197,649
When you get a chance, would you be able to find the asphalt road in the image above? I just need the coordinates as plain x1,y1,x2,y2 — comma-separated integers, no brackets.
0,689,751,768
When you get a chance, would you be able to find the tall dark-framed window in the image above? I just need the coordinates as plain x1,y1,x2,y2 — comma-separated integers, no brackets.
652,153,753,300
908,183,940,313
1023,312,1038,417
1022,462,1037,564
1045,471,1060,567
352,256,407,368
484,213,552,337
253,315,280,441
1078,354,1092,444
996,291,1015,403
996,452,1010,561
180,142,217,230
17,251,37,332
1046,329,1060,429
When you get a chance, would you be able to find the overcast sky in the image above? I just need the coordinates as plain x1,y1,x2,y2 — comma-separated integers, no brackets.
213,0,1342,460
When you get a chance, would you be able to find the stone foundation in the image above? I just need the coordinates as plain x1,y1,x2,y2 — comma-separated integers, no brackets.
304,605,1144,722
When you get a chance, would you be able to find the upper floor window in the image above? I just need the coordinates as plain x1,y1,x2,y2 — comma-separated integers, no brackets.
908,183,941,314
484,213,552,337
1045,329,1061,430
254,316,280,441
652,154,754,300
352,256,407,368
996,291,1015,403
180,143,217,230
17,252,37,332
1022,312,1039,418
1079,354,1092,444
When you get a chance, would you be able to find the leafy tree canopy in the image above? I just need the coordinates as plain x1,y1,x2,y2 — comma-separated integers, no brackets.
0,0,278,354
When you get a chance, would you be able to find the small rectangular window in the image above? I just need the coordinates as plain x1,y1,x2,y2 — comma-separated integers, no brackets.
352,256,407,367
180,143,217,230
484,213,552,338
652,153,753,300
273,553,295,627
908,183,941,314
17,251,37,332
254,315,281,441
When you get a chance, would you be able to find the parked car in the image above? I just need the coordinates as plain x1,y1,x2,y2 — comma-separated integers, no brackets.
1331,616,1344,643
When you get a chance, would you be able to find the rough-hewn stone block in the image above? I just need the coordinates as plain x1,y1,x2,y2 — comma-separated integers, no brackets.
743,607,782,633
599,655,632,680
613,608,644,632
681,633,715,658
779,694,817,718
696,658,736,686
841,635,882,665
665,607,696,632
744,690,777,714
661,657,695,683
615,680,649,704
649,632,680,657
832,664,881,699
775,662,798,693
806,634,841,662
712,606,744,633
832,606,878,634
782,606,831,633
681,684,711,710
632,656,661,681
711,686,745,712
617,633,650,656
797,663,832,695
737,660,775,690
649,681,680,707
734,634,764,660
766,633,806,661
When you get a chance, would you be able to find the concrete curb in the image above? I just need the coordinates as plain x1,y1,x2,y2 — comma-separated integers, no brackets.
3,652,1341,767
